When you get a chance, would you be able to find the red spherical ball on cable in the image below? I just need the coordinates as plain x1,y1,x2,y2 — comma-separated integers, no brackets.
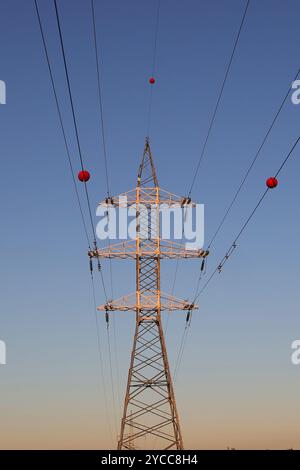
149,77,155,85
78,170,90,183
266,176,278,189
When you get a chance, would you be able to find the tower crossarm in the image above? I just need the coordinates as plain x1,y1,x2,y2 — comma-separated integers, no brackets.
97,292,198,313
98,187,198,208
89,240,209,260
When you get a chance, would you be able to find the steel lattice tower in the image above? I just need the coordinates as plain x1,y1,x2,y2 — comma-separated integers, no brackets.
89,140,208,450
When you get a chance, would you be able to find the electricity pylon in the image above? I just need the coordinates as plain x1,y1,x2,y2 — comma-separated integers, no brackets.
89,139,208,450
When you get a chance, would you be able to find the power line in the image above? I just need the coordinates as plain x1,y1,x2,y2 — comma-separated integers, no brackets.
195,132,300,302
90,1,115,299
188,0,250,197
146,0,161,137
106,325,119,443
166,205,194,336
173,319,190,383
34,0,114,443
173,1,252,372
151,0,160,75
175,132,300,382
90,0,122,417
165,254,180,334
91,0,110,197
34,0,90,248
173,259,201,383
207,67,300,250
90,274,114,444
53,0,98,246
53,0,109,303
90,0,114,308
54,1,119,439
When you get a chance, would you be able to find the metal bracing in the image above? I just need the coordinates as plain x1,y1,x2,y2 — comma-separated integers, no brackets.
97,292,197,313
91,139,206,449
89,239,209,260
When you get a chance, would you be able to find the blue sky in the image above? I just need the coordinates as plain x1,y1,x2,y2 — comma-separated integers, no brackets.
0,0,300,449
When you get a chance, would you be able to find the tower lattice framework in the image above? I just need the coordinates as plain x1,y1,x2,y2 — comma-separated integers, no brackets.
89,140,208,450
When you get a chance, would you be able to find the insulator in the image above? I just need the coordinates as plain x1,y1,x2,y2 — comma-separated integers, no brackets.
181,197,187,207
201,259,205,272
97,260,101,272
105,310,109,325
89,258,93,274
186,311,191,323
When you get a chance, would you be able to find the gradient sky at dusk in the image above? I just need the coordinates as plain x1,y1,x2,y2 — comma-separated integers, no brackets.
0,0,300,449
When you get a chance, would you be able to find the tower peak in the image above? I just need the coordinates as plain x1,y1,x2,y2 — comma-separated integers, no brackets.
137,138,158,187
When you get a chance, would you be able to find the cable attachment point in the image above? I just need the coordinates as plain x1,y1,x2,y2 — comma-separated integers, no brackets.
181,196,192,224
181,196,192,207
105,196,114,206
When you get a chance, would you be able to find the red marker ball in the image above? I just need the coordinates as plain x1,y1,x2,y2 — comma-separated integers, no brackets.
78,170,90,182
266,177,278,189
149,77,155,84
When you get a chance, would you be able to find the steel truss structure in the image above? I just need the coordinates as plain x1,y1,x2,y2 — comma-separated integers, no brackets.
89,139,208,449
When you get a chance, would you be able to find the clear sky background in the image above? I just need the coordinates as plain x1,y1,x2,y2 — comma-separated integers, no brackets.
0,0,300,449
